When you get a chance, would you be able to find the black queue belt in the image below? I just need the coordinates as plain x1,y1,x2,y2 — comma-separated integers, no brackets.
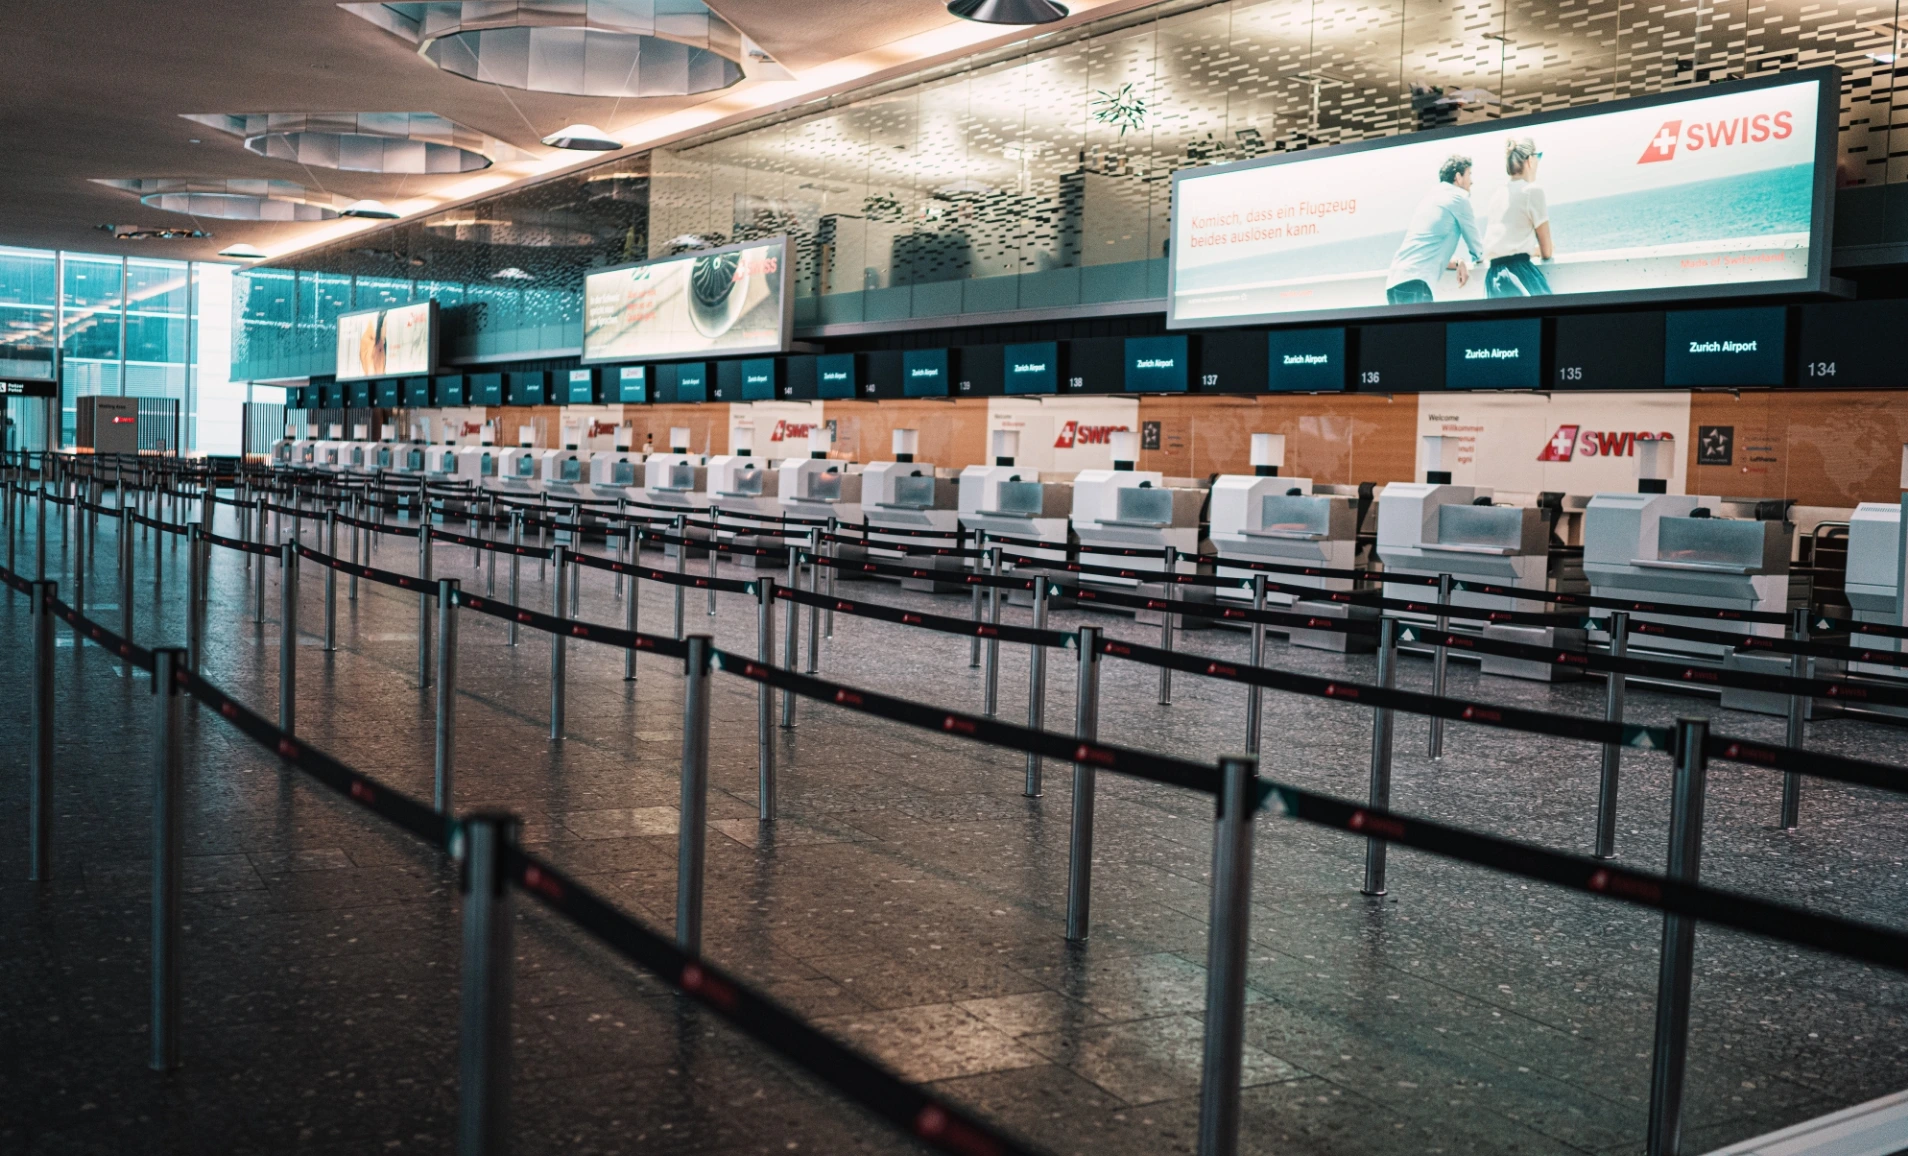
427,527,555,560
823,531,988,560
1612,615,1908,670
337,512,421,538
130,512,192,536
632,527,793,565
47,595,156,673
774,583,1075,650
1215,553,1389,585
841,523,967,542
0,565,32,595
1404,622,1908,713
1006,551,1384,611
1454,577,1793,626
568,548,760,595
175,666,449,846
716,653,1222,798
1703,733,1908,794
1821,614,1908,643
806,552,1037,591
204,530,281,559
1094,633,1673,752
1261,780,1908,972
505,848,1045,1156
451,589,692,658
1054,580,1381,638
295,545,437,593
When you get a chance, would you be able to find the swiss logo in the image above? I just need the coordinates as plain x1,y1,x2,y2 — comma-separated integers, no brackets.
1054,421,1129,449
1537,425,1580,462
1638,120,1682,164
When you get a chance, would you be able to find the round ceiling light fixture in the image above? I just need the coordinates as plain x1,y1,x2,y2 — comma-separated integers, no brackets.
248,130,494,174
425,26,741,97
542,124,622,151
341,199,402,219
217,242,268,259
946,0,1069,22
141,192,338,221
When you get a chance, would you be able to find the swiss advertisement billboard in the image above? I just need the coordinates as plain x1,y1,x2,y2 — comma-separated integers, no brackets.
583,237,790,363
336,301,438,382
1169,69,1836,327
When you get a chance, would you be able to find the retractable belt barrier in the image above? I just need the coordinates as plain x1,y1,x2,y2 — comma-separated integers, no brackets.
130,512,192,536
843,523,969,541
1454,577,1794,626
337,512,420,538
1053,580,1381,638
824,531,987,559
774,583,1075,649
1404,622,1908,712
427,526,555,559
295,544,438,594
1825,615,1908,643
450,589,693,658
47,594,156,673
807,551,1035,591
1611,615,1908,669
567,548,759,595
203,530,281,559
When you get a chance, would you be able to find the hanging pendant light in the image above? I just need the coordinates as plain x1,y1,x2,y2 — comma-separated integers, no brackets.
947,0,1068,24
541,124,622,151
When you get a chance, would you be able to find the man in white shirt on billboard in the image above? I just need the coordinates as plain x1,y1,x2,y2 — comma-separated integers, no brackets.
1382,155,1484,305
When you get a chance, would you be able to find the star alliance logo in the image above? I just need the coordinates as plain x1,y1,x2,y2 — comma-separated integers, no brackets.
1697,425,1733,466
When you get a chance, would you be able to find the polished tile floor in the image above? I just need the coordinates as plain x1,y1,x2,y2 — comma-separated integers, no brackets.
2,503,1905,1155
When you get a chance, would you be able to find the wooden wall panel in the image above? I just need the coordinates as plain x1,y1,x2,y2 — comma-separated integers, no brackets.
1688,390,1908,508
825,399,988,469
629,404,730,455
1135,394,1419,486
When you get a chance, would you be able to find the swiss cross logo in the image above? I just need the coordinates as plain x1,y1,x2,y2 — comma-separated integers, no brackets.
1054,421,1128,449
1537,425,1580,462
1639,120,1682,164
588,421,619,438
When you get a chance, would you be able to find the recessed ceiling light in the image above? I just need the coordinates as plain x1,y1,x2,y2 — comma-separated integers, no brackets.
341,199,401,219
492,267,535,281
542,124,622,151
218,242,268,259
946,0,1068,24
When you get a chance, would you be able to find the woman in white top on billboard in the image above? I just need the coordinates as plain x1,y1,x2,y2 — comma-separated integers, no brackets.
1482,137,1555,297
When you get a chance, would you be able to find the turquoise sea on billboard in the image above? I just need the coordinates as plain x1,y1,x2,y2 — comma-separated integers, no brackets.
1172,164,1815,294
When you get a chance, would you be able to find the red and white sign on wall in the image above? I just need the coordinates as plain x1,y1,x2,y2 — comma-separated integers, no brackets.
989,397,1139,473
1417,392,1690,495
729,401,825,458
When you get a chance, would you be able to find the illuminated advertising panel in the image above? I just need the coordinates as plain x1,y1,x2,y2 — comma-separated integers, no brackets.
1170,69,1836,327
336,301,438,381
583,237,790,363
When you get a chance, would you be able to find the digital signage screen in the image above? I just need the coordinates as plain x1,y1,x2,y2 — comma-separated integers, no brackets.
507,372,547,406
434,375,466,406
671,362,709,403
582,237,791,364
1445,318,1543,389
1169,69,1836,328
615,366,648,404
903,349,949,398
403,377,431,407
347,381,373,408
1796,299,1908,388
1266,328,1346,392
1005,342,1060,395
815,354,857,399
566,368,597,404
1356,322,1445,391
1125,336,1190,393
468,373,503,406
336,301,439,382
1552,312,1665,389
740,358,778,401
1664,306,1787,387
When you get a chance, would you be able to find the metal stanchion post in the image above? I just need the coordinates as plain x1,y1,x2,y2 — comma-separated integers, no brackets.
1066,625,1103,942
805,529,821,675
419,511,436,688
1362,616,1397,897
1428,572,1453,758
73,490,87,617
1245,575,1268,753
323,512,338,652
185,528,203,672
347,497,360,602
35,481,46,580
436,578,459,814
508,511,522,646
983,545,1003,715
456,812,517,1156
149,648,186,1072
550,545,567,741
1024,579,1051,797
623,546,640,682
119,507,134,667
1596,611,1629,860
28,581,55,882
757,576,777,822
1781,608,1808,830
279,541,298,733
969,532,985,668
1197,754,1259,1156
824,517,837,638
1646,718,1709,1156
676,636,714,953
1158,545,1179,705
781,541,799,728
252,496,267,624
672,514,687,639
706,504,719,616
571,505,583,618
486,499,497,594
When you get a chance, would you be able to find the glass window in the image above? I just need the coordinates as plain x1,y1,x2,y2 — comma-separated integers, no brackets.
61,253,124,443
